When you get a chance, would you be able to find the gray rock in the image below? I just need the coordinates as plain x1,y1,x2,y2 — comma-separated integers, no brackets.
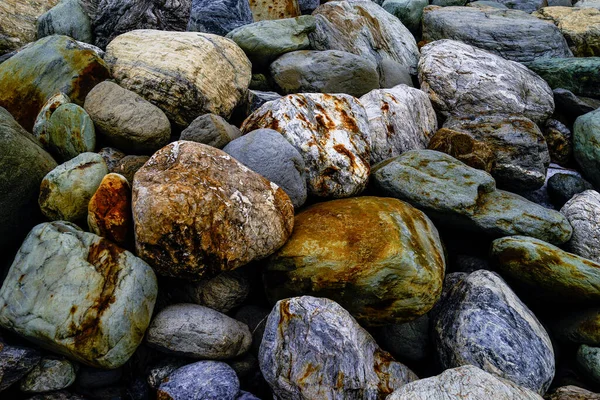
270,50,379,97
543,118,572,166
561,190,600,263
180,113,241,149
246,90,282,116
33,92,71,148
259,296,418,399
237,391,261,400
298,0,319,13
526,58,600,100
146,304,252,360
147,358,189,389
0,343,41,391
187,0,253,36
548,0,572,5
37,0,93,43
375,315,431,363
97,147,125,171
223,128,307,208
575,0,600,7
157,361,240,400
20,357,77,393
548,172,594,207
382,0,429,33
574,108,600,188
468,1,510,8
46,103,96,161
422,7,572,62
432,0,467,5
431,270,555,394
576,345,600,385
492,0,546,12
554,88,600,122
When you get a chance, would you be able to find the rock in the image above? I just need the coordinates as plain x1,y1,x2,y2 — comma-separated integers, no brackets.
246,90,282,116
553,307,600,345
92,0,192,49
264,196,446,326
375,315,431,363
547,386,600,399
223,128,307,208
132,141,294,280
0,35,109,131
147,358,189,389
37,0,93,44
422,7,572,63
533,7,600,57
105,30,252,128
157,361,240,400
33,92,71,147
180,113,241,149
113,155,149,184
39,152,107,222
259,296,418,399
87,173,131,245
20,358,77,393
237,391,261,400
359,85,437,164
46,103,96,161
382,0,429,33
84,81,171,154
527,58,600,100
419,40,555,124
549,173,594,207
388,365,544,399
248,0,300,21
147,304,251,359
493,0,546,12
577,345,600,385
574,108,600,187
187,0,253,36
241,93,371,198
544,119,572,166
97,147,125,171
561,190,600,262
469,0,510,8
0,0,59,55
0,343,41,391
427,128,494,173
432,270,555,394
0,221,158,369
576,0,600,7
309,0,420,87
270,50,380,97
225,16,315,67
298,0,319,13
554,88,600,122
0,107,57,252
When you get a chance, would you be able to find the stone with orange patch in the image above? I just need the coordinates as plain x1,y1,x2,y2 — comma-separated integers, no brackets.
88,173,131,245
248,0,300,21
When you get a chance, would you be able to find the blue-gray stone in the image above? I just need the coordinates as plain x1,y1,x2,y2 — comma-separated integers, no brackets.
188,0,253,36
382,0,429,33
157,361,240,400
548,172,594,208
37,0,93,44
298,0,319,13
237,391,261,400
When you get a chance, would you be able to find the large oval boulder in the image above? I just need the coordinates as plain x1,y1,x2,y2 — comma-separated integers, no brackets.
561,190,600,262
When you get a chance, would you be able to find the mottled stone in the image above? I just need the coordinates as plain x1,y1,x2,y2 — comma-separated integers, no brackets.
561,190,600,262
180,113,241,149
37,0,93,44
383,0,429,33
20,358,77,393
577,345,600,385
241,93,371,198
157,361,240,400
546,386,600,400
0,221,158,369
259,296,418,399
105,30,252,128
544,119,572,166
147,358,189,389
427,128,494,173
0,343,41,391
246,90,282,117
187,0,253,36
468,1,510,8
248,0,300,21
113,155,149,184
97,147,125,172
549,172,594,207
46,103,96,161
574,109,600,187
33,92,71,148
88,173,131,245
133,141,294,280
0,0,59,55
527,58,600,100
375,315,431,363
576,0,600,7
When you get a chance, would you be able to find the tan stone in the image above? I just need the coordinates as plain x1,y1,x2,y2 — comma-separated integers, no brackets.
0,0,59,54
249,0,300,21
427,128,495,173
88,173,131,245
534,7,600,56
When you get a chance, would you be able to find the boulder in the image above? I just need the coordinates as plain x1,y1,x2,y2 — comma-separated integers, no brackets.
549,173,595,207
0,343,41,391
547,386,600,399
561,190,600,262
574,108,600,187
45,103,96,161
37,0,93,44
0,0,59,55
427,128,494,173
382,0,429,33
577,345,600,385
33,92,71,149
20,358,77,393
87,173,131,245
527,58,600,100
180,113,241,149
248,0,300,21
554,88,600,123
157,361,240,400
543,119,572,166
187,0,253,36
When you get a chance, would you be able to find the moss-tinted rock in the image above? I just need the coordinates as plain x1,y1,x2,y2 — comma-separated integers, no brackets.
37,0,93,44
427,128,494,173
46,103,95,161
526,57,600,100
574,108,600,188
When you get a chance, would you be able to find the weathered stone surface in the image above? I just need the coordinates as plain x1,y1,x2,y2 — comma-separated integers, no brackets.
0,221,158,369
576,0,600,7
577,345,600,385
432,270,555,394
544,119,572,166
427,128,494,173
20,358,77,393
133,141,294,280
248,0,300,21
105,30,252,128
419,40,555,124
574,108,600,187
246,90,282,116
37,0,93,44
496,0,546,12
547,385,600,400
223,128,307,208
264,197,446,326
113,155,149,184
561,190,600,262
97,147,125,172
554,88,600,124
271,50,380,97
375,314,431,363
553,307,600,345
33,92,71,147
88,173,131,245
359,85,437,164
549,172,594,208
0,0,59,55
422,7,572,63
241,93,371,198
187,0,253,36
39,152,107,222
180,113,241,149
0,343,41,391
469,1,510,8
382,0,429,33
259,296,418,399
0,35,109,131
147,358,189,389
534,7,600,57
84,81,171,154
46,103,96,161
528,58,600,100
157,361,240,400
310,1,420,87
147,304,251,359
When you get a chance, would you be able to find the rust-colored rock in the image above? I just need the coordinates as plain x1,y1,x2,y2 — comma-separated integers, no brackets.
427,128,495,173
249,0,300,21
88,173,131,245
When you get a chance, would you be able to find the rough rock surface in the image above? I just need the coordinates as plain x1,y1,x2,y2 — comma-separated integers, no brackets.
427,128,494,173
248,0,300,21
32,92,71,147
547,385,600,399
549,173,595,208
20,358,77,393
574,108,600,187
113,155,149,184
180,113,241,149
543,119,572,166
157,361,240,400
527,57,600,100
37,0,93,44
187,0,253,36
577,345,600,385
561,190,600,262
0,0,59,55
45,103,96,161
0,343,41,391
88,173,131,245
382,0,429,33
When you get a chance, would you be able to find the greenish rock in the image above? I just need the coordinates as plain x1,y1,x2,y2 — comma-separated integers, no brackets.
38,152,107,222
264,196,446,327
526,57,600,100
553,307,600,345
382,0,429,33
0,107,57,252
37,0,93,44
577,345,600,385
20,358,77,393
46,103,95,161
226,16,316,67
491,235,600,302
574,108,600,188
0,221,158,369
0,35,109,132
33,92,71,148
548,173,594,208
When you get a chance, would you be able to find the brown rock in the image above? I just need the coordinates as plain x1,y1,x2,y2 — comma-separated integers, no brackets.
249,0,300,21
546,385,600,399
427,128,495,173
113,155,150,184
0,0,59,55
88,173,131,245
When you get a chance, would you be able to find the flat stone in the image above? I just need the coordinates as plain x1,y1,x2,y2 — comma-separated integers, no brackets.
561,190,600,262
87,173,131,245
46,103,96,161
157,361,240,400
0,0,59,55
534,7,600,57
527,58,600,100
180,113,241,149
187,0,253,36
574,108,600,187
20,358,77,393
37,0,93,44
248,0,300,21
0,343,41,391
427,128,494,173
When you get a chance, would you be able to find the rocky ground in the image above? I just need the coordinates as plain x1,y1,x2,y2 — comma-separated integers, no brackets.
1,0,600,399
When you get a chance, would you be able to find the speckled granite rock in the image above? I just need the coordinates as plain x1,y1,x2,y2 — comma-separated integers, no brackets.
561,190,600,262
187,0,253,36
157,361,240,400
20,358,77,393
0,0,59,55
427,128,494,173
0,343,41,391
87,173,131,245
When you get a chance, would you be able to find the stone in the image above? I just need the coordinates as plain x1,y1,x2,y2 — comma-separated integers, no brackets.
574,108,600,187
46,103,96,161
87,173,131,245
241,93,371,198
33,92,71,147
0,35,109,131
527,58,600,100
246,90,281,116
419,40,555,124
223,128,307,208
547,386,600,400
544,119,572,166
422,7,572,63
309,0,420,87
375,315,431,363
113,155,149,184
533,7,600,57
83,81,171,154
270,50,380,97
264,196,446,326
382,0,429,33
259,296,418,399
234,305,270,355
147,358,189,389
359,85,437,164
187,0,253,36
0,343,41,391
554,88,600,123
157,361,240,400
39,152,107,222
387,365,544,400
248,0,300,21
147,304,252,359
0,107,57,252
561,190,600,262
37,0,93,44
469,0,510,8
98,147,125,172
576,0,600,7
553,307,600,345
0,221,158,369
237,390,261,400
0,0,59,55
492,0,546,12
577,345,600,385
549,173,595,207
427,128,494,173
20,358,77,393
298,0,319,13
132,141,294,280
105,30,252,128
180,113,241,149
431,270,555,394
